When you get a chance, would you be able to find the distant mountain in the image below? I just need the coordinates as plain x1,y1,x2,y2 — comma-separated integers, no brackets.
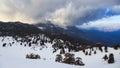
0,21,119,45
35,22,92,45
36,22,120,45
82,30,120,45
0,21,42,36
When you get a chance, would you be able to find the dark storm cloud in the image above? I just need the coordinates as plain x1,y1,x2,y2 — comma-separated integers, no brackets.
0,0,120,28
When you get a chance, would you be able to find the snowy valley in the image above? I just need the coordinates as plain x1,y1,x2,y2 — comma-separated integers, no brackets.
0,35,120,68
1,0,120,68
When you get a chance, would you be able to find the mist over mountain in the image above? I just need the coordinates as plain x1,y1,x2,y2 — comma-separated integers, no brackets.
0,1,120,68
0,21,120,45
36,22,120,45
81,29,120,45
35,22,90,45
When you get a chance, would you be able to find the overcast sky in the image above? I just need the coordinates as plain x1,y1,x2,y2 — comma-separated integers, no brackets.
0,0,120,31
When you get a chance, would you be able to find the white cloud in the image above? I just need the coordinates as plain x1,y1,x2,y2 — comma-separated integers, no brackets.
111,5,120,13
78,15,120,32
47,3,95,28
0,0,120,27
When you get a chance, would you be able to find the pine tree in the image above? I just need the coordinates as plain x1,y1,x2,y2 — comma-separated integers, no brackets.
89,51,92,56
75,57,85,66
104,46,108,52
103,54,108,61
113,44,119,50
85,51,88,55
3,43,6,47
55,54,62,62
99,46,103,52
108,53,115,64
94,50,96,54
63,53,75,64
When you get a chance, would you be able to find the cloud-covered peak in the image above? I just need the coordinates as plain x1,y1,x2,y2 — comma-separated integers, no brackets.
47,2,96,28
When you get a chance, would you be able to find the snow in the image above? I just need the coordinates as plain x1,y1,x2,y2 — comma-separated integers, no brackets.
38,27,45,30
0,36,120,68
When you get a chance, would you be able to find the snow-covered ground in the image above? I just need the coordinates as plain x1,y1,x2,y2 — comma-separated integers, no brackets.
0,37,120,68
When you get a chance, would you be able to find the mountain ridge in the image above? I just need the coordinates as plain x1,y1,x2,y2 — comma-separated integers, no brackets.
36,22,120,45
0,21,120,45
0,21,42,36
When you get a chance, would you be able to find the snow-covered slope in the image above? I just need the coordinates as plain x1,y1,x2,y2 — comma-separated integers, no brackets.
0,36,120,68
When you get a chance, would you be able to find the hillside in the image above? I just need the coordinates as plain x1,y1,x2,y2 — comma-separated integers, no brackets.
36,22,120,45
0,21,42,36
0,36,120,68
0,21,120,45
